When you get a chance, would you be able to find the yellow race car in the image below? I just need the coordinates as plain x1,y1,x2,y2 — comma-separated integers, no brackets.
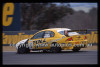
16,28,87,54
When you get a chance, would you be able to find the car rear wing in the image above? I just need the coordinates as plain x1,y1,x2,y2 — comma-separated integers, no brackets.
67,29,87,34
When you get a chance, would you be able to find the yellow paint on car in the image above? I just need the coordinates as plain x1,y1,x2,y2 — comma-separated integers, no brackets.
28,28,88,50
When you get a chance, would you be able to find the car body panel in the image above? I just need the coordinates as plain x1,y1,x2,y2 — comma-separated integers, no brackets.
28,28,87,50
16,28,87,50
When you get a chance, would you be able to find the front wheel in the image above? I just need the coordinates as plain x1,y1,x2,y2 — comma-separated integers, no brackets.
43,50,48,53
17,45,30,54
72,48,80,52
50,47,61,53
50,43,61,53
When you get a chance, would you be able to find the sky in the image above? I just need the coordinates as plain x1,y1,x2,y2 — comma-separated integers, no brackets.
70,3,97,13
56,3,98,13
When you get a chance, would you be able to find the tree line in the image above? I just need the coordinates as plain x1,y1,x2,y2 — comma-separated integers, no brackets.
21,3,97,30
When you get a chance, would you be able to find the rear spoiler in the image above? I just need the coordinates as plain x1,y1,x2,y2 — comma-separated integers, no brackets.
68,30,87,34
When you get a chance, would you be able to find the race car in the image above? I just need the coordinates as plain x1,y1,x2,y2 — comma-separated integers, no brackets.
16,28,87,54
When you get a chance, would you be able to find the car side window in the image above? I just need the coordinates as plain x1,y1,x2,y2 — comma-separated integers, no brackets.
44,31,54,38
50,31,55,37
31,31,45,39
58,31,64,35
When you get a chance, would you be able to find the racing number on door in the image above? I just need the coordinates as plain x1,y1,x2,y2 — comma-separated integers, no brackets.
3,3,14,26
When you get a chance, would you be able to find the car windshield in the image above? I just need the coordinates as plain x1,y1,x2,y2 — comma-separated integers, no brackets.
58,31,80,36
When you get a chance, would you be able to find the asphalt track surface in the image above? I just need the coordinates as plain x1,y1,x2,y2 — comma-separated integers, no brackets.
3,50,97,65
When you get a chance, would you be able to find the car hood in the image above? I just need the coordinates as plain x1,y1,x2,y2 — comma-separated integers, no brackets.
16,39,28,49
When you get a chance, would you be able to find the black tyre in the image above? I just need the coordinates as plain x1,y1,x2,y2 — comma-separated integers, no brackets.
43,50,48,53
50,43,61,53
72,48,80,52
17,45,30,54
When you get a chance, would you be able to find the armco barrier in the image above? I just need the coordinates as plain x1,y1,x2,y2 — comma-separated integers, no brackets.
3,30,38,46
2,29,98,46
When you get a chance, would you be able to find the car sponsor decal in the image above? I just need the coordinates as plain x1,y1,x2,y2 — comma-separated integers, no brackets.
33,39,46,44
29,40,33,41
29,42,33,49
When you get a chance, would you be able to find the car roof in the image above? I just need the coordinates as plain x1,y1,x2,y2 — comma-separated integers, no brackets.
45,28,71,30
42,28,71,32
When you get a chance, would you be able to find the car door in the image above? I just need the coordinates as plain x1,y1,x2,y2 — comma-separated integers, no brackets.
28,31,46,49
32,31,55,49
43,31,55,49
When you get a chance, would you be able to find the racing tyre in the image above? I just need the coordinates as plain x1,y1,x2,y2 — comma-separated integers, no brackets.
43,50,48,53
17,44,30,54
50,43,61,53
72,48,80,52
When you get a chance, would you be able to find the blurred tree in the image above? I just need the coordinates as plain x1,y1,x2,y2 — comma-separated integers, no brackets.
21,3,74,30
49,7,97,30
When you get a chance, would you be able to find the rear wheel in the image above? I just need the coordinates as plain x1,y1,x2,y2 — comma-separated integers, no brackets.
17,45,30,54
